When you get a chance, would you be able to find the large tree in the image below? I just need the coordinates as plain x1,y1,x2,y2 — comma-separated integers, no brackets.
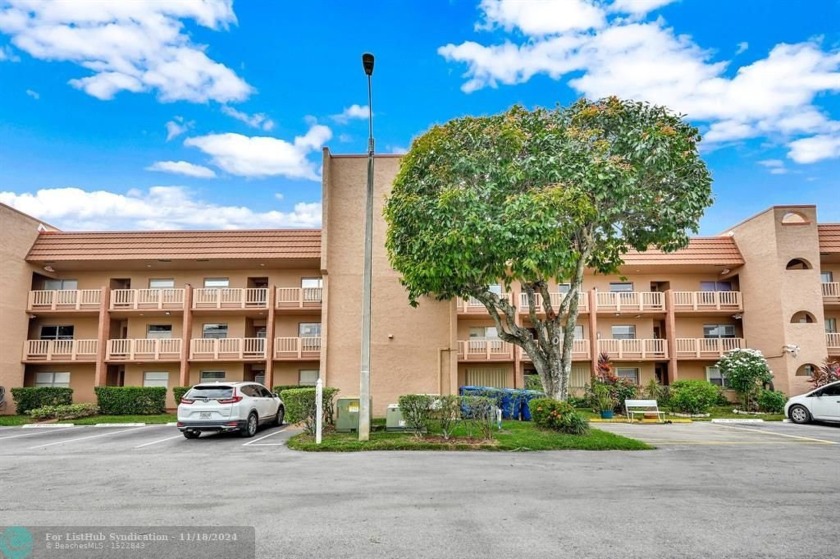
384,98,713,400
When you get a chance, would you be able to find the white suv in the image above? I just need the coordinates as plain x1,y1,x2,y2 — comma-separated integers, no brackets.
177,382,285,439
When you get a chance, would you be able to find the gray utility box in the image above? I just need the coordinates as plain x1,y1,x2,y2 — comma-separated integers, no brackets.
385,404,408,431
336,396,372,433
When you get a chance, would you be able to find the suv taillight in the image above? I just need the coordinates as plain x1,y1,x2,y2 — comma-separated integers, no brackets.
217,396,242,404
180,398,194,405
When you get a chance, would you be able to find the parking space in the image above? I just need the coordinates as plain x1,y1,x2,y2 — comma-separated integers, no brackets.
597,420,840,446
0,423,298,455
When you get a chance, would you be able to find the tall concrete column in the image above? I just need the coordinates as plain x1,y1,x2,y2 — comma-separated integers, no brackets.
588,288,599,375
94,285,110,386
264,285,276,389
665,290,678,382
179,284,193,387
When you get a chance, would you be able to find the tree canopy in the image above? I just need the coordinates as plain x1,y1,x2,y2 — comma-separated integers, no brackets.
384,97,713,399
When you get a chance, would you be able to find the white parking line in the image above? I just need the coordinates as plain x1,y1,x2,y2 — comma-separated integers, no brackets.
135,434,183,449
720,424,838,444
0,427,79,441
28,426,146,449
242,428,287,446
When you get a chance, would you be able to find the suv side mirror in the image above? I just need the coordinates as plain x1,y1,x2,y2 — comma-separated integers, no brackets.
273,392,280,398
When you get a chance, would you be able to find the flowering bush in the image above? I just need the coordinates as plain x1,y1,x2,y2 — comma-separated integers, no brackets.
716,348,773,412
529,398,589,435
586,352,637,411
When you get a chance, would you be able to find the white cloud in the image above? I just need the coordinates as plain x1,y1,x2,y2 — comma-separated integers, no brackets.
25,88,39,99
758,159,788,175
477,0,604,35
0,44,19,61
0,186,322,230
221,105,275,131
184,125,332,180
439,0,840,163
165,116,192,141
0,0,252,103
146,160,216,178
389,145,408,154
736,41,749,54
788,135,840,164
332,104,370,124
609,0,676,16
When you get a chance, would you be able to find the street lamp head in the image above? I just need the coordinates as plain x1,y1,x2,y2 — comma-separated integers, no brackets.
362,53,374,76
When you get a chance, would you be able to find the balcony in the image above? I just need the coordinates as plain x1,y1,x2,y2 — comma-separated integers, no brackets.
274,337,321,360
192,288,269,310
518,339,590,361
457,339,514,361
517,292,589,314
827,333,840,357
190,338,266,360
23,339,98,362
27,289,101,313
595,292,665,313
823,283,840,305
276,287,323,310
107,338,182,361
673,291,743,313
456,294,513,314
597,339,668,360
675,337,744,359
111,289,185,311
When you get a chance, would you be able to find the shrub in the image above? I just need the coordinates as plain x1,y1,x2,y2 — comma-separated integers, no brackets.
716,348,773,412
757,389,786,414
11,387,73,414
430,395,461,440
279,387,339,434
273,384,305,393
643,379,670,406
94,387,166,415
29,403,99,421
669,380,721,415
524,375,543,391
809,360,840,388
566,395,589,409
460,395,496,440
173,386,190,406
397,394,434,436
587,353,638,411
529,398,589,435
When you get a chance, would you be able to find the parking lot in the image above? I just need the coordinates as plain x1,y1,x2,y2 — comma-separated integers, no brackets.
1,421,838,559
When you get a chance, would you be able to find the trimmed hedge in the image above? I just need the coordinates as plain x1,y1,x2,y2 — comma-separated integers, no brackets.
11,387,73,414
273,384,305,393
758,389,786,414
29,403,99,421
94,387,166,415
529,398,589,435
279,387,339,434
173,386,190,406
669,380,721,415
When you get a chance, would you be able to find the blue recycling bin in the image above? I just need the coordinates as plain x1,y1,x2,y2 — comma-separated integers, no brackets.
520,390,545,421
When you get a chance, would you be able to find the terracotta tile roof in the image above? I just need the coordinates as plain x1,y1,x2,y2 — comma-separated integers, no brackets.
26,230,321,261
623,237,744,266
818,224,840,254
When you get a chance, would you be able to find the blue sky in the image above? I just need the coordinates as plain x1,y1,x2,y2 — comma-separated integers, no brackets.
0,0,838,234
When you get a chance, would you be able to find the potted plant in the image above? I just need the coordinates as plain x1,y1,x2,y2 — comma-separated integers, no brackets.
593,384,616,419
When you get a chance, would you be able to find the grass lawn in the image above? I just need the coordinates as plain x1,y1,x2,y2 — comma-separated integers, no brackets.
0,415,33,426
287,419,651,452
577,406,784,422
59,414,176,425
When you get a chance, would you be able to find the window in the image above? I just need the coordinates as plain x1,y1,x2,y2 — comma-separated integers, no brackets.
40,325,74,340
488,284,503,295
700,281,732,292
301,278,323,302
795,364,817,377
609,282,633,292
44,279,78,290
35,372,70,387
821,272,834,283
704,324,736,339
200,371,225,382
791,311,816,324
149,278,175,289
202,323,228,339
465,367,507,388
301,278,323,289
616,368,639,384
147,325,172,339
203,278,229,288
781,211,809,225
611,325,636,340
143,372,169,388
299,370,319,386
299,323,321,337
706,366,730,388
826,319,837,334
785,258,812,270
557,283,571,294
469,326,499,339
563,325,585,340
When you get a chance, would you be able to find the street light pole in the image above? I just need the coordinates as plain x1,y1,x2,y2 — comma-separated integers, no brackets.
359,52,375,441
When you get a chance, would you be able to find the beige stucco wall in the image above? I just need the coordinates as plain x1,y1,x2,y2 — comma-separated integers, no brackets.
322,152,456,415
23,364,96,405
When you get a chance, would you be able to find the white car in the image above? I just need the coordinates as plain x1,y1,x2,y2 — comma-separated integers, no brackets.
177,382,285,439
784,380,840,424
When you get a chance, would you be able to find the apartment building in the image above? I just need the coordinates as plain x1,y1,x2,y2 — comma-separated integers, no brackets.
2,150,839,415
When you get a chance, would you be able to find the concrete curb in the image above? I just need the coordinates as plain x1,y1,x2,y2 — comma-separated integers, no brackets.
21,423,76,429
711,418,765,424
94,423,147,427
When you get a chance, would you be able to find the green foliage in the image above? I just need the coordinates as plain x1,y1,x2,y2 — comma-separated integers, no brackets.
11,387,73,414
430,395,461,440
276,386,336,427
669,380,721,415
643,379,670,406
460,396,496,440
273,384,305,393
587,356,638,411
524,375,543,391
590,383,616,413
757,390,787,414
173,386,190,406
716,349,773,412
29,403,99,421
279,388,339,434
397,394,434,436
566,395,589,409
809,360,840,388
94,387,166,415
529,398,589,435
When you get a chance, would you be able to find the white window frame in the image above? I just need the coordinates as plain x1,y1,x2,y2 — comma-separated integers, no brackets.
202,323,228,339
149,278,175,289
469,326,499,339
40,325,74,340
826,318,837,334
611,325,636,340
35,372,70,387
557,283,571,294
44,279,78,290
300,277,323,289
616,368,639,384
700,280,732,292
706,366,730,388
821,271,834,283
704,324,736,339
299,369,319,386
147,324,173,339
609,282,633,292
143,372,169,388
298,323,321,338
200,371,226,382
203,277,229,288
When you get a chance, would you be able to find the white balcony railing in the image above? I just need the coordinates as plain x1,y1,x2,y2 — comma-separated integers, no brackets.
276,287,323,309
107,338,182,361
595,292,665,313
518,292,589,314
823,282,840,302
673,291,743,312
190,338,266,360
110,288,185,311
597,338,668,359
27,289,101,312
827,333,840,355
192,288,268,310
457,339,514,361
456,293,513,314
519,339,590,361
23,339,98,361
274,337,322,360
675,337,744,359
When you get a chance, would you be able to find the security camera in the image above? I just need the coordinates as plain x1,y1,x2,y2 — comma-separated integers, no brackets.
782,344,800,357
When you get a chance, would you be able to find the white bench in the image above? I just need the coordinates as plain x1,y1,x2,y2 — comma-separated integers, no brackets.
624,399,666,423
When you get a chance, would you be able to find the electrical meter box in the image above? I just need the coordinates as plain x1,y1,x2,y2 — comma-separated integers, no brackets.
336,396,372,433
385,404,407,431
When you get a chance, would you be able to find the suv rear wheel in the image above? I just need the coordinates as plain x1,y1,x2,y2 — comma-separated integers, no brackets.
241,412,258,437
183,431,200,439
274,406,285,427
